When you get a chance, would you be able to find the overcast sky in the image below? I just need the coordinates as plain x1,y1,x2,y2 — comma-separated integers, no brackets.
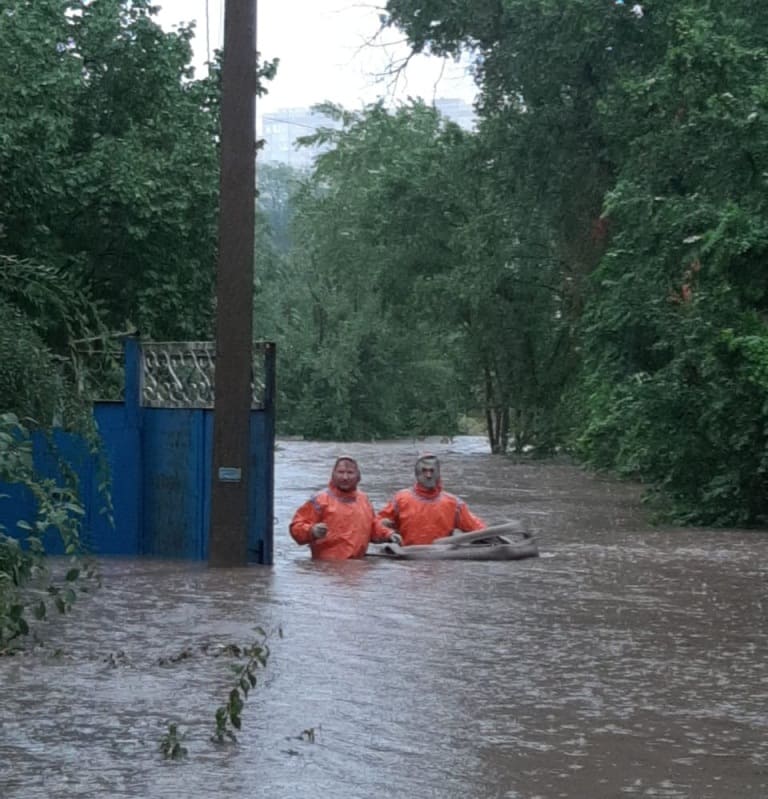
154,0,478,117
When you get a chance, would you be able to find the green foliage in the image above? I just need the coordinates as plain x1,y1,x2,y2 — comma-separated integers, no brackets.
0,255,122,423
0,0,228,423
0,413,100,652
212,630,271,744
160,723,188,761
257,162,305,255
572,3,768,524
0,297,63,425
0,0,229,340
277,92,585,449
370,0,768,522
258,102,475,440
381,0,641,452
156,633,275,757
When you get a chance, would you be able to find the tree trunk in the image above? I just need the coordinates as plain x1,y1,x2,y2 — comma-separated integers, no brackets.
484,365,509,454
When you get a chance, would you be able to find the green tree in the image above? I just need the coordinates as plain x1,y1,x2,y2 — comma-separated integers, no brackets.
257,162,304,255
1,0,227,340
576,5,768,524
262,102,473,439
0,0,224,420
381,1,651,449
381,0,768,523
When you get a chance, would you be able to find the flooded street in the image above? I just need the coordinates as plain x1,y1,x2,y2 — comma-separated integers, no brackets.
1,436,767,798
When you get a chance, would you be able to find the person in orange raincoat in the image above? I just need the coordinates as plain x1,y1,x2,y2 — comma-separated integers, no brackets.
375,454,486,546
290,456,397,560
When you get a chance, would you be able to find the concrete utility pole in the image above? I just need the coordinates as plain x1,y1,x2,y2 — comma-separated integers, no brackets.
209,0,257,567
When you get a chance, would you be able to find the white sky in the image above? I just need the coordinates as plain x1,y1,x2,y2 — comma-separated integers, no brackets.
154,0,478,118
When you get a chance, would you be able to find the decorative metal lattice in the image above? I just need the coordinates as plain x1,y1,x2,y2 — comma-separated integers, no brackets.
141,341,269,409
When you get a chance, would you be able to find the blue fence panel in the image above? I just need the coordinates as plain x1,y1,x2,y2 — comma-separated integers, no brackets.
141,408,207,559
197,409,274,564
0,429,111,555
93,402,141,555
0,338,275,562
249,410,274,565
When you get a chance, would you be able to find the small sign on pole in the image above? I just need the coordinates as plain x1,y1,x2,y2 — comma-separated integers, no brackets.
217,467,243,483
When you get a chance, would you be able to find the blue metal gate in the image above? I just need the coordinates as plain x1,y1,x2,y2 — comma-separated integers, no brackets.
0,337,275,564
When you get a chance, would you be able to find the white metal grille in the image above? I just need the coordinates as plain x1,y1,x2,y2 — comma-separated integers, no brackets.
140,341,268,409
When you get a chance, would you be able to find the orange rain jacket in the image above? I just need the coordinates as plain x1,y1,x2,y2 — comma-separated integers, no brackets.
375,482,485,546
290,483,387,560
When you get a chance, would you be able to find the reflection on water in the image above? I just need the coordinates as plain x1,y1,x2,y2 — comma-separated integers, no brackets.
1,437,767,798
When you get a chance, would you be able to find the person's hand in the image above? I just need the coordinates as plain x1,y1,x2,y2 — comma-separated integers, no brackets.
380,518,395,529
388,532,403,546
310,523,328,540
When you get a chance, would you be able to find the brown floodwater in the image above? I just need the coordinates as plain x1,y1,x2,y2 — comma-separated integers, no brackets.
1,436,766,798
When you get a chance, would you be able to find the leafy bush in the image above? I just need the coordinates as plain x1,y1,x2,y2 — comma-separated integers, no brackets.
0,413,100,653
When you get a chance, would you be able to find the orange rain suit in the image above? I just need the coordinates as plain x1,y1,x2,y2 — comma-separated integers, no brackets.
375,482,485,546
290,484,387,560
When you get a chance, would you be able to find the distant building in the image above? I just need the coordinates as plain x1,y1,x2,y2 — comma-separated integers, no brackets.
433,97,477,131
258,98,476,168
258,107,341,170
